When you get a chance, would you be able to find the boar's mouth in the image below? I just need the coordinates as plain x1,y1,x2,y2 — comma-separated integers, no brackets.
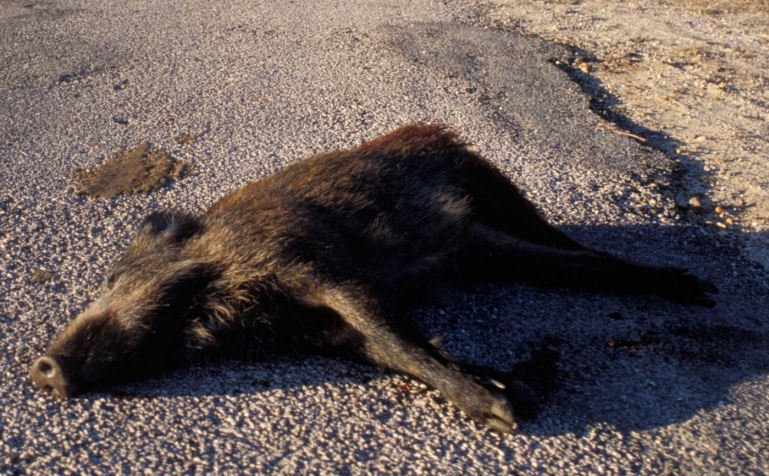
30,355,82,399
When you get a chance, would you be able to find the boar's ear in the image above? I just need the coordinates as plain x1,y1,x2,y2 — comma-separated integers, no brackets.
140,210,202,244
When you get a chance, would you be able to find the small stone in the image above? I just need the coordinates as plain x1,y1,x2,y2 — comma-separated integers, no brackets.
30,269,53,284
716,221,727,229
577,62,591,73
112,116,129,125
714,206,725,215
173,133,198,145
688,196,702,209
725,217,734,225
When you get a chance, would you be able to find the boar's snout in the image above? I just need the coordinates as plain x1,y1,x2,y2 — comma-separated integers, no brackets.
30,356,79,399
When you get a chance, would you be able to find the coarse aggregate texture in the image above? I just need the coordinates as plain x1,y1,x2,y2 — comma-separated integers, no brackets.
1,0,768,474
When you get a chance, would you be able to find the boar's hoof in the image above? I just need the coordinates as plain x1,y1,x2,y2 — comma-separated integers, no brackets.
455,386,517,433
485,395,517,433
30,356,77,399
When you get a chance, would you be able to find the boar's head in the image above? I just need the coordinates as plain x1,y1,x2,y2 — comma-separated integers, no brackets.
30,211,220,399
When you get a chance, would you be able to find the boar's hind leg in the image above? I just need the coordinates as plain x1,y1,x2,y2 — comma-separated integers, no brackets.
317,286,517,433
460,223,717,306
462,156,586,251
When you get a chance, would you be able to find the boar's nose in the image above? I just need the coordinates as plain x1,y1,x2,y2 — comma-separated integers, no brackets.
30,356,78,399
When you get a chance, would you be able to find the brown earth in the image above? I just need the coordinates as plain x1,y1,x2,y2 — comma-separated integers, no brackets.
75,142,189,198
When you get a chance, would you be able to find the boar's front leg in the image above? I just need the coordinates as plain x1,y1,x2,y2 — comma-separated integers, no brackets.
315,285,517,433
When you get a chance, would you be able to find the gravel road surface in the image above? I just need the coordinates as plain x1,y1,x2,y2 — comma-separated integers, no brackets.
1,0,768,473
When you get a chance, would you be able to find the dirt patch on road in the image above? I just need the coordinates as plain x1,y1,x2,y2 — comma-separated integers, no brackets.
464,0,769,268
75,142,190,198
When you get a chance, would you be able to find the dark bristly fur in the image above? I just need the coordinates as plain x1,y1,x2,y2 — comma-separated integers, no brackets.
30,125,717,432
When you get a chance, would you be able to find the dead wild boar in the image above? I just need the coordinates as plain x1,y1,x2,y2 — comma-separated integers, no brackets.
30,124,716,432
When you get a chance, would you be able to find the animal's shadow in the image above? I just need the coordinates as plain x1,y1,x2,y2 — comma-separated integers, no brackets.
89,223,769,437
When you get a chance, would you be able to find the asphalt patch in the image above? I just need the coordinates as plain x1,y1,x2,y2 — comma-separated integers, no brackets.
75,142,189,198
